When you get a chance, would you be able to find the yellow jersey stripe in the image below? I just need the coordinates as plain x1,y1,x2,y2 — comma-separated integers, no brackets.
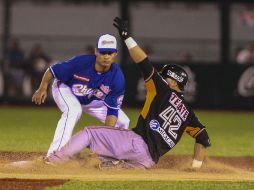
141,79,157,118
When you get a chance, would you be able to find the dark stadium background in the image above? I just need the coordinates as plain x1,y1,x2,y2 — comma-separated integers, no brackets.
0,0,254,109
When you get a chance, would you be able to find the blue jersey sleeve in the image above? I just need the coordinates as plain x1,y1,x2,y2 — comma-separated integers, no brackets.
50,55,94,82
104,69,125,117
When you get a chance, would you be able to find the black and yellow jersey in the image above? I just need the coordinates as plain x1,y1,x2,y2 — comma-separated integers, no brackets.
132,58,208,163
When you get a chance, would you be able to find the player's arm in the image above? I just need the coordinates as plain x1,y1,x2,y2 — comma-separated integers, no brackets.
113,17,147,64
105,115,117,127
114,17,157,84
192,129,210,169
104,72,125,127
186,127,210,169
104,107,118,127
32,68,53,105
192,142,206,168
185,113,211,169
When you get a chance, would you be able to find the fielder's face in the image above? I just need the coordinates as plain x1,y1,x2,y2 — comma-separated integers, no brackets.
95,50,117,72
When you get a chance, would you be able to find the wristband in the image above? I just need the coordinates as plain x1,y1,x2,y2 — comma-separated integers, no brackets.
124,37,137,49
192,159,203,168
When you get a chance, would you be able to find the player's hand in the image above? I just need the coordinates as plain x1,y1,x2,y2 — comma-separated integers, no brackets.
32,88,47,105
113,17,129,40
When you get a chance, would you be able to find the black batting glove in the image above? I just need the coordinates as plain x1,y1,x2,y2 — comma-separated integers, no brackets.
113,17,130,40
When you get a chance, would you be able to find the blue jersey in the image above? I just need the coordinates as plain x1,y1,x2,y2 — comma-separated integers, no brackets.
49,54,125,116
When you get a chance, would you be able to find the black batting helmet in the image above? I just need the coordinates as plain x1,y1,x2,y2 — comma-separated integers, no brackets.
159,64,188,91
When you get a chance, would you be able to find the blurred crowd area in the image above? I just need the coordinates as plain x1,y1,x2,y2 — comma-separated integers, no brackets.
1,38,95,98
3,36,254,100
235,43,254,65
0,0,254,100
0,1,253,62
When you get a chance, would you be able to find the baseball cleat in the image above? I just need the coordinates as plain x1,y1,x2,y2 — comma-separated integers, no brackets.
43,157,56,166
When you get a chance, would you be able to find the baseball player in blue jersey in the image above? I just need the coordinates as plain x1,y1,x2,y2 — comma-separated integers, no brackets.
32,34,130,158
45,18,211,170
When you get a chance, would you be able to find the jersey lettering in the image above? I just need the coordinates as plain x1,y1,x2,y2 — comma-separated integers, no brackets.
100,84,111,94
93,89,106,99
169,92,189,121
72,84,93,96
72,84,107,100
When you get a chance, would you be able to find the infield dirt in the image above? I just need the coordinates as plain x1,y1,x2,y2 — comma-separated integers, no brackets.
0,151,253,190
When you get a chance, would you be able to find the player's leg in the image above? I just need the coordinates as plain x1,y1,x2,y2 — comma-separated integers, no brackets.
85,127,154,168
48,126,154,168
48,126,117,163
82,100,130,129
123,136,155,168
47,127,92,163
47,80,82,157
